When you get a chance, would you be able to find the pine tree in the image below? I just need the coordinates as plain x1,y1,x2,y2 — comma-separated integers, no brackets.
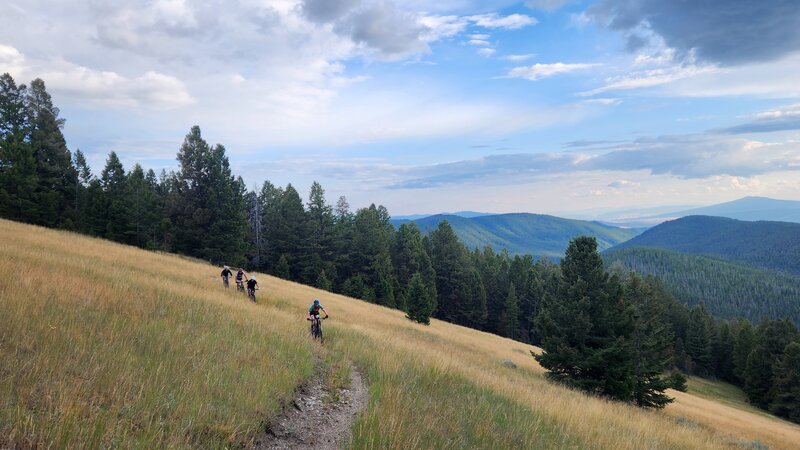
430,221,473,325
626,273,674,408
100,152,127,241
126,164,161,248
172,126,211,255
71,149,92,232
304,181,334,283
0,73,38,222
712,321,735,382
406,272,434,325
392,223,437,311
275,254,291,280
732,319,755,383
534,236,634,401
686,303,714,375
272,184,307,278
498,283,520,339
316,269,333,291
462,267,487,329
203,144,248,265
27,78,76,228
769,342,800,422
744,319,799,408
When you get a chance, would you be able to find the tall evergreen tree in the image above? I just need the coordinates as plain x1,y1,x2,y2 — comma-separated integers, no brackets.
430,221,472,325
71,149,92,232
100,151,127,241
535,236,635,401
27,78,76,228
769,342,800,422
406,272,434,325
125,164,161,248
0,73,37,222
626,273,674,408
686,303,714,376
172,126,211,255
732,319,755,383
744,319,799,408
392,223,437,311
303,181,334,283
498,283,521,339
272,184,307,278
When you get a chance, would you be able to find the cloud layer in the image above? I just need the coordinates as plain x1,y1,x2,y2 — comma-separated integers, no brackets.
386,135,800,189
589,0,800,65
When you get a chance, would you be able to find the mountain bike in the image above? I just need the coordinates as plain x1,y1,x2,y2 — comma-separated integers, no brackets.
247,287,258,302
236,280,245,293
309,316,328,342
222,275,229,288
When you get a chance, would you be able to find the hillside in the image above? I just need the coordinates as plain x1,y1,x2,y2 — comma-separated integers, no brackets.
392,213,641,257
603,246,800,325
3,219,799,449
611,215,800,275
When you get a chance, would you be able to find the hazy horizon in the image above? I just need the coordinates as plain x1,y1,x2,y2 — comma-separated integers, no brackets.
2,0,800,214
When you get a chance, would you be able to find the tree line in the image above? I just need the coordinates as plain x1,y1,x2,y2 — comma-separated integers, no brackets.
1,73,797,420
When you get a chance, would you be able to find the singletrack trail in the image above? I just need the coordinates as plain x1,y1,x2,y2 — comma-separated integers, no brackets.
254,364,368,450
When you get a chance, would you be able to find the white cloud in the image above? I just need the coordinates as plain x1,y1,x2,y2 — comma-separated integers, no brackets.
503,53,535,62
467,13,537,30
506,62,599,81
608,179,640,189
477,48,496,57
468,39,491,46
582,98,621,106
0,44,193,108
751,103,800,120
580,64,717,96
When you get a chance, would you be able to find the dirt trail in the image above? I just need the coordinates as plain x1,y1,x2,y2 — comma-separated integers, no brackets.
254,364,368,450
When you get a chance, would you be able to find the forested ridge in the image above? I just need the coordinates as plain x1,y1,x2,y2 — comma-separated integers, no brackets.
391,213,640,257
613,215,800,275
604,247,800,326
2,73,799,422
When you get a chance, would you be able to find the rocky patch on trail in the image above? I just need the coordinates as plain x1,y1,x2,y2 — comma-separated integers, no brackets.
255,365,368,450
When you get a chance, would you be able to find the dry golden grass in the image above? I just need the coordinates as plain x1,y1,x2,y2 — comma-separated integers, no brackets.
2,218,799,449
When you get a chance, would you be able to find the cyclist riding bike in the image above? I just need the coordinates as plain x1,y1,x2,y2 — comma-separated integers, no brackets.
235,268,248,292
220,266,233,288
307,299,329,335
246,277,259,301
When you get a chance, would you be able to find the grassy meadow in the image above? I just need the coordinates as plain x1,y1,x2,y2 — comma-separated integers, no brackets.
2,218,800,449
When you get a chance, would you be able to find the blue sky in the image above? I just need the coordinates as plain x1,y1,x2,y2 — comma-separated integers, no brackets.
2,0,800,216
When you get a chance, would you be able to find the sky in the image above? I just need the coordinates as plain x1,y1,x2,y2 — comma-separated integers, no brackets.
2,0,800,217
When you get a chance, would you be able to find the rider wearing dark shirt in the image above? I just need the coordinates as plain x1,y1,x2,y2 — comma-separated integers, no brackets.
246,278,258,291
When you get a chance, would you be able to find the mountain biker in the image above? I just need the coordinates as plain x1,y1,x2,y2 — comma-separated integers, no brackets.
307,299,328,323
220,266,233,287
246,277,258,295
235,268,248,291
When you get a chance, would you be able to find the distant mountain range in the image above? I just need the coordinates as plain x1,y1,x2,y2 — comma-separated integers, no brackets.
602,196,800,227
392,211,490,221
610,215,800,275
390,213,642,258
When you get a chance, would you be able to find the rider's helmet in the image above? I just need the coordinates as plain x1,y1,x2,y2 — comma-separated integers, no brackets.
313,298,320,305
238,268,244,273
251,277,256,282
224,265,229,270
